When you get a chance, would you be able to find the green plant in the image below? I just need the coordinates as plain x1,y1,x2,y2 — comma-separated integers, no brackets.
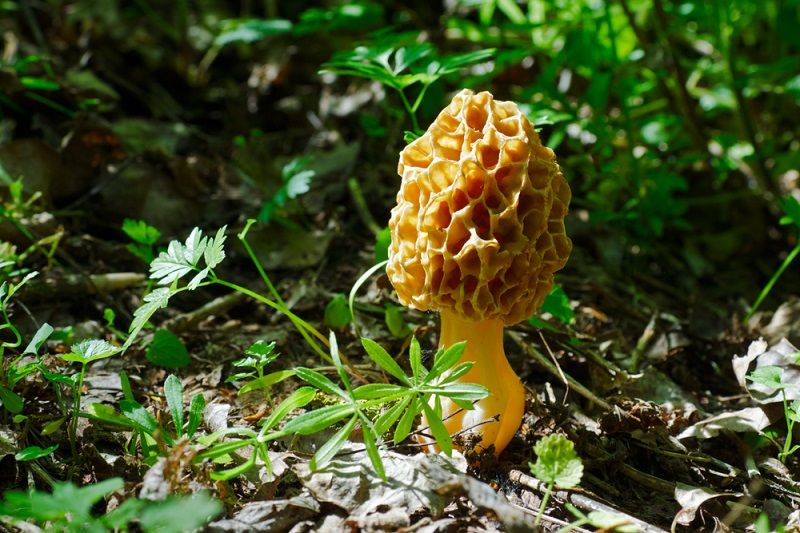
0,476,222,532
122,218,161,263
529,434,584,529
200,334,488,480
0,272,45,414
0,181,63,271
746,366,800,463
50,340,122,454
257,156,317,224
226,339,294,403
125,223,332,365
745,196,800,322
118,373,205,461
321,38,494,137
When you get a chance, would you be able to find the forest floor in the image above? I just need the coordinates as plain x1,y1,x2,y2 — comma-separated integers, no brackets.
1,2,799,532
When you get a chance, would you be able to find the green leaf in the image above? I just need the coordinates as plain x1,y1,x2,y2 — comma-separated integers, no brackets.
41,416,67,436
120,399,171,445
139,492,222,532
281,403,355,435
0,385,23,413
202,226,227,271
409,337,424,382
244,339,277,359
529,434,584,489
324,293,352,328
421,402,452,455
295,367,348,399
261,386,316,433
209,454,256,481
238,369,295,395
423,383,488,402
126,288,172,349
374,395,412,436
164,374,184,437
214,18,292,47
374,227,391,263
61,339,120,364
385,303,412,337
23,323,53,355
187,393,205,438
360,412,386,479
311,415,357,470
439,361,475,384
394,397,419,444
20,76,60,91
352,383,404,400
122,218,161,245
428,341,466,380
146,330,189,368
535,285,574,325
15,444,58,461
361,337,410,385
747,366,786,390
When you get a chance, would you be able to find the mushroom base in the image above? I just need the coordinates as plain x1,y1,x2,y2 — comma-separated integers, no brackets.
420,309,526,456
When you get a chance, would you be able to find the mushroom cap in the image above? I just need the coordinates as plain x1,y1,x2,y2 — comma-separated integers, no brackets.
387,89,572,325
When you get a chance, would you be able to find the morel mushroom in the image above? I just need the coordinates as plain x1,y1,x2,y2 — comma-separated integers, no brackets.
386,89,572,455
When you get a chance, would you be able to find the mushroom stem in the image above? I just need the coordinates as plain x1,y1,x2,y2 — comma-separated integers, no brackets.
431,308,526,455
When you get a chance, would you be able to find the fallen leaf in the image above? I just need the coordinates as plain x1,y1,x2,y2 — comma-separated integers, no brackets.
672,482,740,527
676,407,772,439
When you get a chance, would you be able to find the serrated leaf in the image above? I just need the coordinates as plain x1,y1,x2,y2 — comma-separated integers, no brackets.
204,226,227,270
164,375,184,437
747,366,786,390
126,288,172,349
530,434,584,488
62,339,120,364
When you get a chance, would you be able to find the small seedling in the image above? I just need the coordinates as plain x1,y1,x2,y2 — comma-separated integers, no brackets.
747,366,800,463
122,218,161,263
529,434,584,528
226,340,294,403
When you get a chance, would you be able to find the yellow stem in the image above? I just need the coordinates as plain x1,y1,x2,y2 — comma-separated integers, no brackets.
428,308,525,455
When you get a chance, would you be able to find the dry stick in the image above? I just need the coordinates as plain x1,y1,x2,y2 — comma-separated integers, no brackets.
508,331,612,411
508,469,670,533
162,292,246,334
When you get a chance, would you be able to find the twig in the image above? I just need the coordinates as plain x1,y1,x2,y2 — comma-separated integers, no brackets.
509,331,612,411
508,469,670,533
162,292,246,333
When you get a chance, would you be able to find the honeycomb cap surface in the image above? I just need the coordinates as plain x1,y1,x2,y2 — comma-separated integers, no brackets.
387,89,572,325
